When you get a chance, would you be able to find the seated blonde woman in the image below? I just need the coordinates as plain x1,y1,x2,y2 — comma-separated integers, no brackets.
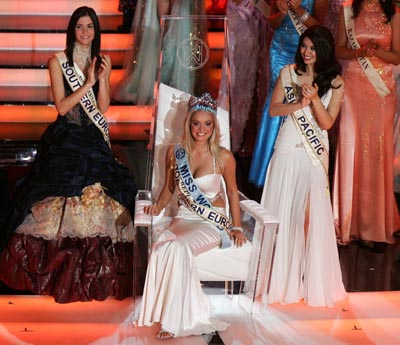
138,93,246,339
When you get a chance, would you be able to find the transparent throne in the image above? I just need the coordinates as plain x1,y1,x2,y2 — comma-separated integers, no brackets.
134,15,279,314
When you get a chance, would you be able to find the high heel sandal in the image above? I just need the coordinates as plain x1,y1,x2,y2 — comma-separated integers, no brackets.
156,329,174,340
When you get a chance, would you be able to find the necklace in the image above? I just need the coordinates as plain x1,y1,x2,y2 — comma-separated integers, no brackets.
73,44,91,71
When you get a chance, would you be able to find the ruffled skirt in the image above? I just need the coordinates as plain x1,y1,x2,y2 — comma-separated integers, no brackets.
0,115,138,303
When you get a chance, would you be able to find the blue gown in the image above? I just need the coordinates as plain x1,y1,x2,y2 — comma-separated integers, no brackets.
249,0,314,187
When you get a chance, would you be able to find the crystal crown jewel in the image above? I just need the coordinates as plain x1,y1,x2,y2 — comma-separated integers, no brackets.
188,93,217,115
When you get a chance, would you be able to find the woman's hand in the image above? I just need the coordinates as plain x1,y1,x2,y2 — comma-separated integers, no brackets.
230,230,247,247
86,54,111,87
288,0,301,10
86,58,97,87
300,96,311,108
302,82,318,103
364,39,379,58
98,54,112,81
276,0,289,14
144,203,162,216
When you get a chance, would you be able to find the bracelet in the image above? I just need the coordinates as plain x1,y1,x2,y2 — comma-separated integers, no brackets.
232,226,244,232
299,10,310,23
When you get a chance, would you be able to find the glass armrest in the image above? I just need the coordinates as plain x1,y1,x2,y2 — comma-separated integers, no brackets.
239,198,278,241
134,189,152,227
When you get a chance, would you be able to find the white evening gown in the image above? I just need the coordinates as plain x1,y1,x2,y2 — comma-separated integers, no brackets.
260,68,347,307
138,173,230,337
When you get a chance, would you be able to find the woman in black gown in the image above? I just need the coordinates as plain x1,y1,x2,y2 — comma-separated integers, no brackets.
0,6,138,303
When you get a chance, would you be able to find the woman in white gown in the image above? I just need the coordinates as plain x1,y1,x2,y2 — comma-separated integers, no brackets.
138,93,246,339
260,25,347,307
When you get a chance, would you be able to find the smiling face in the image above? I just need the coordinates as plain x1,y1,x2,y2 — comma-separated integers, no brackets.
300,37,317,66
74,15,95,47
190,110,215,143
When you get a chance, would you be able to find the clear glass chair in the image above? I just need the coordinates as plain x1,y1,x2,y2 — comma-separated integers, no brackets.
133,15,279,316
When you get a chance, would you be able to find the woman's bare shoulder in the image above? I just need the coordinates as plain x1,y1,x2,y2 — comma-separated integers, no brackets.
47,54,59,66
219,146,235,162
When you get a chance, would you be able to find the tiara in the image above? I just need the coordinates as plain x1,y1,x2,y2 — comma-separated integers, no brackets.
188,93,217,115
171,92,191,110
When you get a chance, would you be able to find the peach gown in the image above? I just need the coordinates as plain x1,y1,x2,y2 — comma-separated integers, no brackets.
333,1,400,244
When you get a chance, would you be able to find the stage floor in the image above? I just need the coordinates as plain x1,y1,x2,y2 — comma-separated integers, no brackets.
1,292,399,345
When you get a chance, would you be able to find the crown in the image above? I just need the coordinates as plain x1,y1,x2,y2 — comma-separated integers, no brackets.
188,93,217,115
170,92,191,110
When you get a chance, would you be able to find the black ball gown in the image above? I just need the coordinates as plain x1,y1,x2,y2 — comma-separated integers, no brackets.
0,79,138,303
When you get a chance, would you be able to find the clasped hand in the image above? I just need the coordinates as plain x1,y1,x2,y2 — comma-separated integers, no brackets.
300,82,318,107
364,39,379,58
86,54,111,87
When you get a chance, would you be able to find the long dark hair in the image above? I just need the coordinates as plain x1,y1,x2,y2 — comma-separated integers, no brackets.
352,0,395,21
294,25,342,98
65,6,101,67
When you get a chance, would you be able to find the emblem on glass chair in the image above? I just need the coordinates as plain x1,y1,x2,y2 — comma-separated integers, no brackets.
177,36,209,71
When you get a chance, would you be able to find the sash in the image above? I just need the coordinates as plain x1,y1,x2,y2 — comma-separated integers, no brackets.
343,3,390,98
288,8,307,35
56,52,111,147
174,144,232,249
281,66,329,175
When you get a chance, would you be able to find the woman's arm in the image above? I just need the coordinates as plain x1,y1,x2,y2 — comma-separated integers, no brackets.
48,55,98,115
367,12,400,65
269,72,311,116
144,145,176,216
304,75,345,130
335,6,381,60
269,69,345,129
290,0,328,27
335,6,353,59
157,0,171,19
268,0,288,29
310,0,328,24
269,0,327,31
221,149,241,228
221,149,246,247
96,54,112,113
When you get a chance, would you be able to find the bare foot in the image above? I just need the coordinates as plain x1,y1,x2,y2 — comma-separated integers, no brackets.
156,329,174,340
